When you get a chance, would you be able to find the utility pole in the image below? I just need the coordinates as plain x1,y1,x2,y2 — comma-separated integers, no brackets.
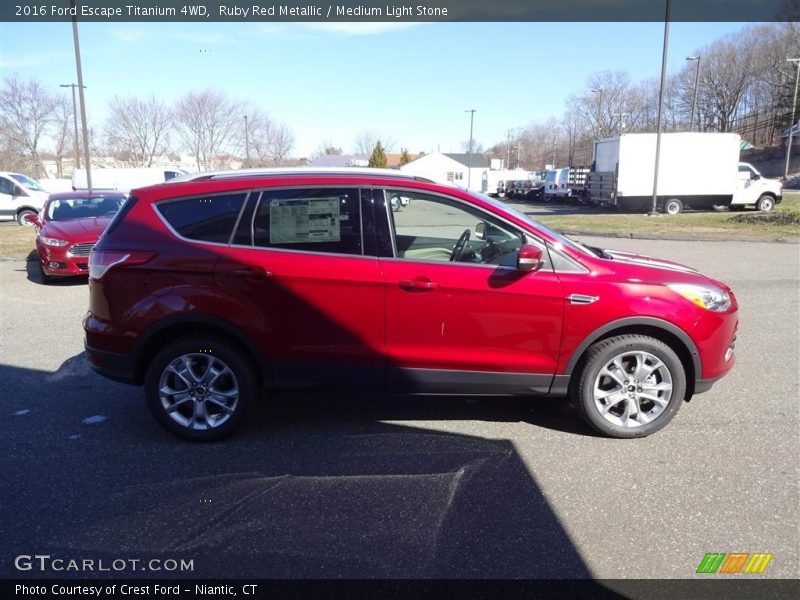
506,129,512,169
592,88,604,138
650,0,671,216
784,58,800,180
465,109,476,190
71,0,91,192
687,56,701,132
59,83,85,170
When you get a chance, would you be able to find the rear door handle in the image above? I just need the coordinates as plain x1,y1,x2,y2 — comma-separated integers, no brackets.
232,266,272,281
399,278,439,291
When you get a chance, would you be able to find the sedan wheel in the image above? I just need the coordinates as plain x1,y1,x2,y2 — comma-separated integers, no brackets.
572,335,686,438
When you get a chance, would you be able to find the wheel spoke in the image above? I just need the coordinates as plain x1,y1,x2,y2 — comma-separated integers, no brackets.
206,396,235,415
167,365,193,388
597,391,626,414
165,393,192,413
601,365,626,387
639,392,669,407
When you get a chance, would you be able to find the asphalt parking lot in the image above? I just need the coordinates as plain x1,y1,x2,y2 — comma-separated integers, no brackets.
0,236,798,581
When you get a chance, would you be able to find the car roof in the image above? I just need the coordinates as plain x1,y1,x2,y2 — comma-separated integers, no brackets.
167,166,433,184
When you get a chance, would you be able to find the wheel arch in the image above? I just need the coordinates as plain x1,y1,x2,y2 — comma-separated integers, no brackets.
563,317,701,400
130,315,271,388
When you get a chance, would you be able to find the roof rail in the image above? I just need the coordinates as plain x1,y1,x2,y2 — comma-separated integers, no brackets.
168,166,434,184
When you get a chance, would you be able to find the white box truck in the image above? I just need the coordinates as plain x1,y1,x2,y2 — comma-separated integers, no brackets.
587,133,782,214
72,167,187,193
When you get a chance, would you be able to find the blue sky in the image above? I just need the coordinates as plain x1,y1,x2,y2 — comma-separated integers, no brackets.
1,21,752,157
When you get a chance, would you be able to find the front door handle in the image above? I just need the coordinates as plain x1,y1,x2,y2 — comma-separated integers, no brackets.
399,278,439,291
232,266,272,281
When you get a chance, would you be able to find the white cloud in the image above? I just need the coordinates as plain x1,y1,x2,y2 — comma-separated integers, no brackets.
0,51,66,69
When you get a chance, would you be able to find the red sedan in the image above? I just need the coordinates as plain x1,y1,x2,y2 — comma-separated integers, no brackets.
29,192,126,283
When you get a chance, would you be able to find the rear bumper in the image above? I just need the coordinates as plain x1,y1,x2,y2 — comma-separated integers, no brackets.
84,341,138,385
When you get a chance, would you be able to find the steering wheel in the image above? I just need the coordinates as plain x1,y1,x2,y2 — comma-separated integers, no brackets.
450,229,471,262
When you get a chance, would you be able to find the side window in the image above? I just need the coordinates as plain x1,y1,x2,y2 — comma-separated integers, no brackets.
156,193,246,243
0,177,15,195
384,189,524,267
249,188,362,256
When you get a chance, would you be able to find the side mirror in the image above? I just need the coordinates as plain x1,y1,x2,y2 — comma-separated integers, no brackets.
22,213,41,226
517,244,543,272
752,172,761,180
474,222,486,240
13,184,24,196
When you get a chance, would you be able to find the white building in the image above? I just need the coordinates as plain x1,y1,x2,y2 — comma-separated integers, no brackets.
400,152,490,192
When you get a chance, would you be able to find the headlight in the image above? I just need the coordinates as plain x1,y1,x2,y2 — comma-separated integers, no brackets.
667,283,731,312
41,236,68,247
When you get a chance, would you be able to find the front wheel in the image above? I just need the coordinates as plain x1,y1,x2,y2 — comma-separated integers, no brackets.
756,195,775,212
17,209,37,226
144,337,257,441
571,335,686,438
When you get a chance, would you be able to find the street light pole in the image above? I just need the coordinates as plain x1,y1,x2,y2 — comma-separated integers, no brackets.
465,109,476,190
59,83,85,170
784,58,800,180
592,88,604,138
687,56,701,132
650,0,671,216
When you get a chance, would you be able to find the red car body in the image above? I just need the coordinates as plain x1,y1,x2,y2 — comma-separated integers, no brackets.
83,170,738,440
32,192,126,279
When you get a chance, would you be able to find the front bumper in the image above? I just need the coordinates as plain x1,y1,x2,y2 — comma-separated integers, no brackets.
38,245,91,277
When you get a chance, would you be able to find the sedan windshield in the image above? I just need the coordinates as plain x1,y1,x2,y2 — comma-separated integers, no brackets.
47,197,125,221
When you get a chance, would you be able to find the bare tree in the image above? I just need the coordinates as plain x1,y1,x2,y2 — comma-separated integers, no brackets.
51,95,73,178
174,90,243,171
267,121,294,165
314,141,343,157
460,139,485,153
353,130,395,155
104,94,172,166
0,75,58,177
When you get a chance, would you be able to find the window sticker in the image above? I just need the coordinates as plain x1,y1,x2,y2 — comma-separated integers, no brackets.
269,198,341,244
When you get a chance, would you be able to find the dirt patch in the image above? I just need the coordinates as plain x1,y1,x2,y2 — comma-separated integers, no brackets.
728,212,800,225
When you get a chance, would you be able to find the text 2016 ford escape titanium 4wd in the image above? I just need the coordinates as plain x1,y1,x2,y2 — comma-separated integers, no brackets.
84,169,738,441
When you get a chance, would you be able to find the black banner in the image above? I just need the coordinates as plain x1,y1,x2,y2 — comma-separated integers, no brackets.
4,579,800,600
2,0,799,22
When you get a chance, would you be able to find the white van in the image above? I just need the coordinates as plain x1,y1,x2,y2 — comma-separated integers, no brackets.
0,172,49,225
543,168,564,202
72,167,187,193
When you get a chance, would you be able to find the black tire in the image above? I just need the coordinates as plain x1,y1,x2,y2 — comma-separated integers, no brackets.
17,209,37,226
144,337,257,441
756,195,775,212
664,198,683,215
571,335,686,438
38,260,53,285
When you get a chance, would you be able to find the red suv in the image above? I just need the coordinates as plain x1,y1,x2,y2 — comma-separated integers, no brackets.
84,169,738,441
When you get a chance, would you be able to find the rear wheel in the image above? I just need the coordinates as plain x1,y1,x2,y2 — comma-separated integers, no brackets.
756,195,775,212
664,198,683,215
571,335,686,438
144,337,257,441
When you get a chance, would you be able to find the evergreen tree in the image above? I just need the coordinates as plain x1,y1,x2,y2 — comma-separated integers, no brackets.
368,141,387,168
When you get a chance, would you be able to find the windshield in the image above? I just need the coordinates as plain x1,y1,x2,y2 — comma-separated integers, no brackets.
464,190,594,256
46,196,125,221
9,173,45,192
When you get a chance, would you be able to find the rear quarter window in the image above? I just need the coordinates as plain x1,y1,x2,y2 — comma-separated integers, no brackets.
156,193,247,243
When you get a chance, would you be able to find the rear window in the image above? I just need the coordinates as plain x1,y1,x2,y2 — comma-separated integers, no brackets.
156,193,247,243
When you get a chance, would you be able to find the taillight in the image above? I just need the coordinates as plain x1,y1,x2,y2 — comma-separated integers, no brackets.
88,250,155,280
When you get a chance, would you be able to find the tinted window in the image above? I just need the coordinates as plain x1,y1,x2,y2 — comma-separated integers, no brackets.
246,188,362,256
0,178,14,195
157,193,246,243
